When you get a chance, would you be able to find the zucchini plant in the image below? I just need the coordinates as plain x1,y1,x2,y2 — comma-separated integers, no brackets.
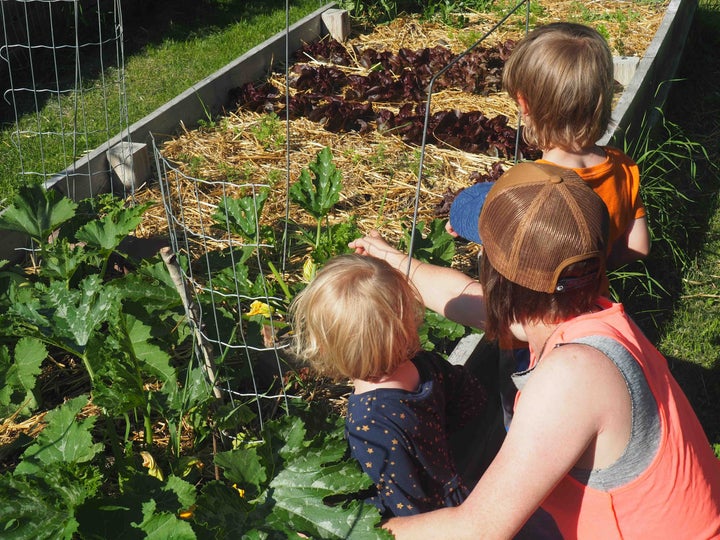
290,146,345,254
0,185,387,539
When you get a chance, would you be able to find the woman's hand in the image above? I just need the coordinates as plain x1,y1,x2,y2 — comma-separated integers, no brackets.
349,230,401,262
350,230,485,328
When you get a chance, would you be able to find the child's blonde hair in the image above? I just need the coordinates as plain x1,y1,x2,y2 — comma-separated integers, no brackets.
502,22,614,152
289,254,424,381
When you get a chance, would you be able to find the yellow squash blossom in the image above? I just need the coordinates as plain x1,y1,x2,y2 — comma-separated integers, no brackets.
140,451,164,481
247,300,273,318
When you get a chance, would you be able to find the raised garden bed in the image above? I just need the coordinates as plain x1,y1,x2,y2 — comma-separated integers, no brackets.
0,2,700,537
138,0,677,279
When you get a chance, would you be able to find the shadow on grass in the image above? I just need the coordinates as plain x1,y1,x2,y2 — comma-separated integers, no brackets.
667,355,720,445
120,0,314,53
622,0,720,327
656,1,720,443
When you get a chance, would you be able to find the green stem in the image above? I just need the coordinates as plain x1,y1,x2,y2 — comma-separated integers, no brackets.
145,395,153,446
99,250,111,280
79,352,95,383
267,261,292,301
123,412,132,446
106,417,125,470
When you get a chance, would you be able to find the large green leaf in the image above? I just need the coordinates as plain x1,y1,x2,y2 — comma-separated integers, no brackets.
46,275,120,349
161,365,214,423
120,312,176,383
289,146,343,220
14,395,102,475
4,283,51,334
77,473,196,540
214,189,269,241
0,184,77,241
420,309,467,353
400,218,455,266
266,449,386,539
86,332,148,415
0,337,46,418
37,238,87,281
136,477,197,539
118,259,185,313
6,276,119,354
75,202,152,252
0,462,102,540
88,311,181,420
213,415,387,539
214,446,267,500
135,501,197,540
192,480,253,538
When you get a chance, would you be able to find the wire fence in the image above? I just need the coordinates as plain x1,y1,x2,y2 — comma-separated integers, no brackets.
1,0,130,198
154,149,296,431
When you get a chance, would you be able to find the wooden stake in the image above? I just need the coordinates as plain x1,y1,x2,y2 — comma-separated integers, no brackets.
160,247,223,401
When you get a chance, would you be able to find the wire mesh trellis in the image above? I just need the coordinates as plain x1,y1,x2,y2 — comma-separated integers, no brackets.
0,0,131,200
154,146,298,431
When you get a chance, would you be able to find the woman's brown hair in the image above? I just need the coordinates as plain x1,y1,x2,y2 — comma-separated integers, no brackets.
480,254,605,341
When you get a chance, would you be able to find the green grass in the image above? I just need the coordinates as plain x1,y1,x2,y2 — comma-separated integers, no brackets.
651,0,720,447
0,0,323,202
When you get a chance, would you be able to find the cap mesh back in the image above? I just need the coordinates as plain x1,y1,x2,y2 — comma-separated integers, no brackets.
479,163,606,293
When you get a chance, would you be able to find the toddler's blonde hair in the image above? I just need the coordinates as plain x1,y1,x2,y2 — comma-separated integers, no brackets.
289,254,424,381
502,22,614,152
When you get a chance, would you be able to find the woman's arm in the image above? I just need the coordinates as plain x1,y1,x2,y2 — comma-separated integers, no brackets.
383,343,630,539
349,231,486,329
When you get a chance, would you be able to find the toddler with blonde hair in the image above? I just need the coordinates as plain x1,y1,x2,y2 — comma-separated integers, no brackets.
290,254,486,517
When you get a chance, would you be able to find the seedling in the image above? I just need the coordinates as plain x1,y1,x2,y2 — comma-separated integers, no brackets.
289,146,343,250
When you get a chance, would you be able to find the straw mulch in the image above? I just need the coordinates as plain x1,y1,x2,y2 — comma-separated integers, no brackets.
352,1,665,57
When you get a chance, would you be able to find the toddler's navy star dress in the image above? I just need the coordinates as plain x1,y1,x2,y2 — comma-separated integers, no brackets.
346,350,487,516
